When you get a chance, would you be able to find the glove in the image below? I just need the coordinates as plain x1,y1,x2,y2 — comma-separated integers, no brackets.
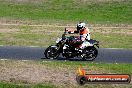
68,31,71,34
64,31,68,34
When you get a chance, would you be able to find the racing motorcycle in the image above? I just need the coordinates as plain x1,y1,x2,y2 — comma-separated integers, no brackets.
44,31,99,61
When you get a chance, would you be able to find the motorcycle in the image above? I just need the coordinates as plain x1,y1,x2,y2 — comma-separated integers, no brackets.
44,31,99,61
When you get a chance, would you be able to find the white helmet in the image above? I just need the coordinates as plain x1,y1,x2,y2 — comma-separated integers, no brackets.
77,22,86,30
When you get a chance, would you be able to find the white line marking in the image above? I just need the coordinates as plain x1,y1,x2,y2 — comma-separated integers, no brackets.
21,60,30,61
0,59,9,60
0,45,4,46
29,46,40,48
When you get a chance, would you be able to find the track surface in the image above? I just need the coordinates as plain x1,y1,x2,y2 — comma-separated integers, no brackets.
0,46,132,63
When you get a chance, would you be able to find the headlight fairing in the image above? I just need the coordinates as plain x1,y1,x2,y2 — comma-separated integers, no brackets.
56,38,62,43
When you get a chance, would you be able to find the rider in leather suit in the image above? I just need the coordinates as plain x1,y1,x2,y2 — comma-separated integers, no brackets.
67,22,91,49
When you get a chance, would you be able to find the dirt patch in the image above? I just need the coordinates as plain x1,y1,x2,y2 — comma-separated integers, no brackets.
93,28,132,35
0,28,18,33
0,23,132,34
0,60,131,88
0,60,78,87
0,60,109,87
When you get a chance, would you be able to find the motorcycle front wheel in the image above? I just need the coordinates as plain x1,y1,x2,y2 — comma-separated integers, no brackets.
44,46,60,59
82,47,98,61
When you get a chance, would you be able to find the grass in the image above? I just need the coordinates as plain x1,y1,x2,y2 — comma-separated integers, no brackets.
0,26,132,48
91,32,132,48
0,82,57,88
0,0,131,88
0,60,132,88
0,32,59,47
0,0,132,48
0,0,132,24
40,61,132,74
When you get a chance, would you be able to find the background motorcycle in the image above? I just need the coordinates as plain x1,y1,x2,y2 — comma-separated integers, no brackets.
44,32,99,61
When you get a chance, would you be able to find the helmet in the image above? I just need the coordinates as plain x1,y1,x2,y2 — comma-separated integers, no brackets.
77,22,86,31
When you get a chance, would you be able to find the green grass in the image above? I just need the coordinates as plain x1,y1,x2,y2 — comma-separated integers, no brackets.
91,63,132,74
91,32,132,48
0,33,59,47
0,82,57,88
0,30,131,48
0,0,132,48
40,61,132,74
0,0,132,24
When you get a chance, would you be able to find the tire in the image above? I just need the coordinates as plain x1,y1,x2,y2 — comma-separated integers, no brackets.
44,46,60,59
82,47,98,61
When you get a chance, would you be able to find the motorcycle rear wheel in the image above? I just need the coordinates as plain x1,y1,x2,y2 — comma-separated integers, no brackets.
44,46,60,59
82,47,98,61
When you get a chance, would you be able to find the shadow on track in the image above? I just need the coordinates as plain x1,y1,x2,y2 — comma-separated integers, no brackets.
41,57,89,62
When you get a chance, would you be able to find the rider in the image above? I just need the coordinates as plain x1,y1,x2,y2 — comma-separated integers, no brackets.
66,22,91,49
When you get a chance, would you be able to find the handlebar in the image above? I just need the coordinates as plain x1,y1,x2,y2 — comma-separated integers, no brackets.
62,33,67,40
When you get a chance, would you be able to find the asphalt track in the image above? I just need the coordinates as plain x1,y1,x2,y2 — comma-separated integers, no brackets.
0,46,132,63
